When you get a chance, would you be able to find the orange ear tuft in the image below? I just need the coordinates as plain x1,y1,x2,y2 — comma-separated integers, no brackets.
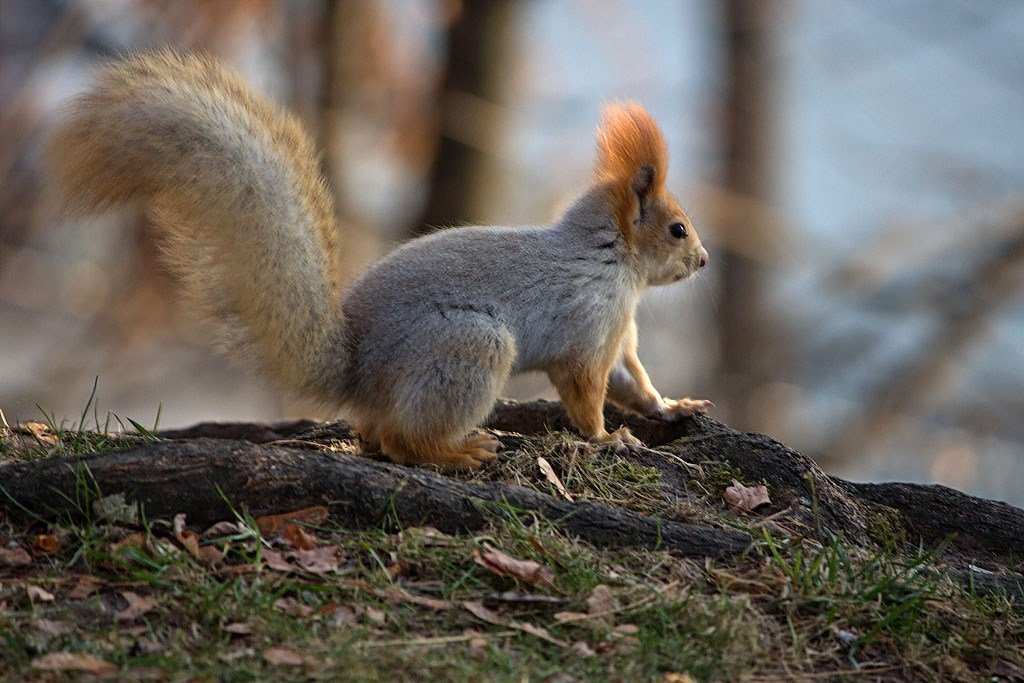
594,101,668,241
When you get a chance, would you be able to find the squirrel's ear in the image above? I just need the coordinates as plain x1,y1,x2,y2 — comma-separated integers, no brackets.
594,101,668,242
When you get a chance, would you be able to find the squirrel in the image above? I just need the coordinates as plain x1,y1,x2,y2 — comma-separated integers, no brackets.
46,49,712,469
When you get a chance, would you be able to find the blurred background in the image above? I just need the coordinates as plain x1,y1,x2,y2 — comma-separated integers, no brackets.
1,0,1022,504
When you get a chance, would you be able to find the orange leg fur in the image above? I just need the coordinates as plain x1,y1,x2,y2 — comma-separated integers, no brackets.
549,363,640,447
376,425,499,470
606,320,713,420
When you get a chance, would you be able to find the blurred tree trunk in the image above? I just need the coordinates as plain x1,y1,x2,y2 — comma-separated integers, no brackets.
410,0,515,237
285,0,343,192
716,0,778,428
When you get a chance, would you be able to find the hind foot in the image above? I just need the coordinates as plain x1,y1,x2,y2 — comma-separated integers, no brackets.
435,432,500,470
379,430,500,470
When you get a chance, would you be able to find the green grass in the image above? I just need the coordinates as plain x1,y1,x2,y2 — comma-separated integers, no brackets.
0,396,1022,681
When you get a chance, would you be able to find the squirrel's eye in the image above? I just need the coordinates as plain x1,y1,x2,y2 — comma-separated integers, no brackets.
669,222,686,239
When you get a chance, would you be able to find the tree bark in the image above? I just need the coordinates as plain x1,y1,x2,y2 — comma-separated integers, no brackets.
2,400,1022,575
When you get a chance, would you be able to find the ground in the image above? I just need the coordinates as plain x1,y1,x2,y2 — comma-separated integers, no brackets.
0,400,1021,681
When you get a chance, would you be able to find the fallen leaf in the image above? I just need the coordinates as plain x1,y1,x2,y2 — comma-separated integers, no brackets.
364,606,388,626
17,421,59,446
462,601,568,647
723,480,771,513
586,584,617,618
219,647,255,663
201,521,248,540
172,513,201,558
116,591,157,621
663,674,697,683
462,601,506,627
92,492,140,525
377,585,454,611
133,637,164,655
256,506,328,538
223,622,253,635
469,635,488,659
537,457,574,501
32,535,61,555
263,549,297,573
68,576,101,600
197,545,226,566
273,597,314,617
613,624,640,637
31,652,118,674
0,546,31,566
289,546,341,574
473,546,555,589
400,526,454,547
570,641,596,658
613,635,641,652
264,647,304,666
27,585,55,602
554,611,588,623
328,605,358,627
282,523,318,550
111,532,147,554
32,618,74,637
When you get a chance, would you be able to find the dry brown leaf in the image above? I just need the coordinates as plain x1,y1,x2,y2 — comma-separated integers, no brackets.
68,576,101,600
586,584,617,619
724,479,771,513
469,635,488,659
282,524,318,550
537,457,573,502
376,585,454,611
17,421,59,446
32,534,61,555
219,647,255,663
201,521,248,540
554,611,588,622
473,545,555,589
223,622,253,635
327,605,358,627
31,652,118,674
0,546,31,566
273,597,314,617
663,674,697,683
111,532,147,553
364,606,388,626
197,545,226,566
173,513,201,558
264,647,304,667
26,585,55,602
116,591,157,622
462,600,509,627
289,546,341,575
92,493,140,525
462,601,568,647
32,618,74,637
263,549,297,573
256,506,328,538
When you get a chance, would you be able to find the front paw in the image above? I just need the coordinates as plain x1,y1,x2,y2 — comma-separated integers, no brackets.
649,397,714,421
591,427,643,454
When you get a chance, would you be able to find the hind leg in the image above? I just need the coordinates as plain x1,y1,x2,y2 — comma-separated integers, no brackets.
370,315,515,469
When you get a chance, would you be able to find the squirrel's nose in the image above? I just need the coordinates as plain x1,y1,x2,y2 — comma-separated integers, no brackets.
697,246,708,269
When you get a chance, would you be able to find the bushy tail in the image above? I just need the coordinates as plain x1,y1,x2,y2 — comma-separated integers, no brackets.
46,49,349,401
